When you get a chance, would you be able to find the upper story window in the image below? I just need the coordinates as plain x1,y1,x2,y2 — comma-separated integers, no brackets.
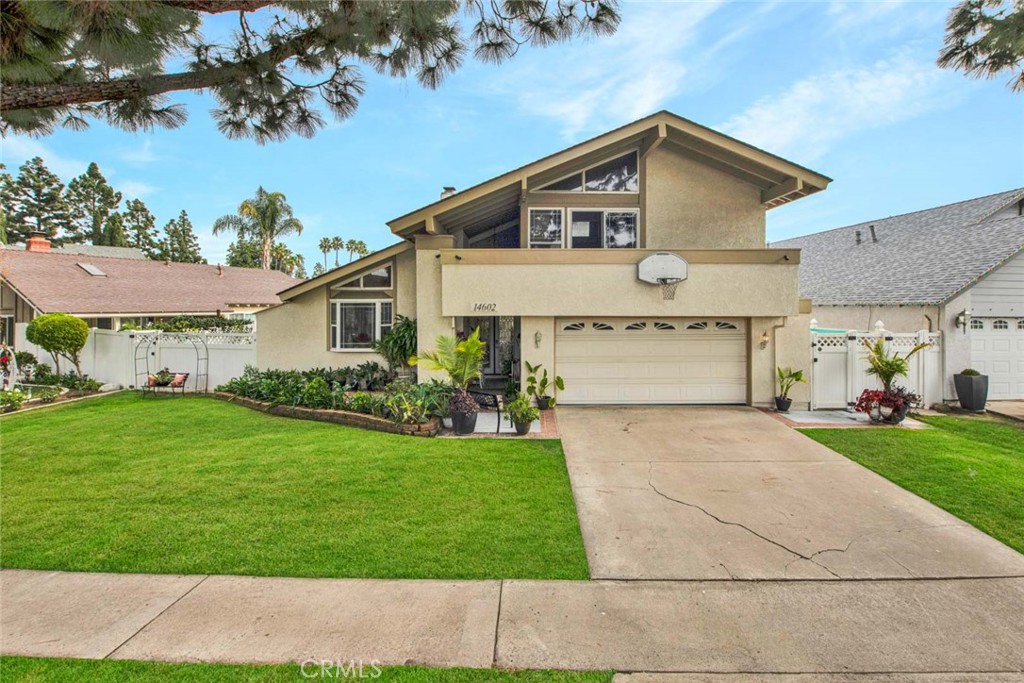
529,207,638,249
536,151,639,194
336,263,392,290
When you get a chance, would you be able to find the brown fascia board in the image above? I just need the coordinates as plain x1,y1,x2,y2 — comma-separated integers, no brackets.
386,110,832,235
275,241,412,301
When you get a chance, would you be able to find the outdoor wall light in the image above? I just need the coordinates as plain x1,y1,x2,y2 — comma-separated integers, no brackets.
955,309,972,334
759,330,770,349
534,331,542,348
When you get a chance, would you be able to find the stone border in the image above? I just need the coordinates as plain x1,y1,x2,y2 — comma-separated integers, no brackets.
212,392,441,437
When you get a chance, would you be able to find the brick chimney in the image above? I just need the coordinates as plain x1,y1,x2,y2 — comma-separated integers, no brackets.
25,231,51,253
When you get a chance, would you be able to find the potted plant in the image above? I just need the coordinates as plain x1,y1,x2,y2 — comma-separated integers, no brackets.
954,368,988,412
151,367,174,387
504,393,540,435
409,328,486,435
775,366,806,412
855,386,920,424
525,361,564,410
862,337,930,394
370,315,417,379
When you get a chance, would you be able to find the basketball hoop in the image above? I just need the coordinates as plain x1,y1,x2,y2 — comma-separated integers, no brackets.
657,278,681,300
638,252,688,301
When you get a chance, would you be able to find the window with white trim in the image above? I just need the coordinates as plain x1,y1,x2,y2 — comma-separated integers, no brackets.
336,263,393,290
330,300,393,350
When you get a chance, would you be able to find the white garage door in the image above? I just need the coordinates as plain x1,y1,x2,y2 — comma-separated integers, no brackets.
555,318,747,405
971,318,1024,400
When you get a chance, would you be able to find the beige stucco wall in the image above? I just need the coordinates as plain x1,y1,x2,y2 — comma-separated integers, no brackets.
441,262,799,318
519,316,556,398
644,146,766,249
773,313,813,409
255,247,417,371
414,234,455,382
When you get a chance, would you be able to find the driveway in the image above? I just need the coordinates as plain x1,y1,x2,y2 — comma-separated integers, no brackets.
559,406,1024,580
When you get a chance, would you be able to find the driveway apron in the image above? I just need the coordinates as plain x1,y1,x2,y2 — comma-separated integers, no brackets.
557,406,1024,580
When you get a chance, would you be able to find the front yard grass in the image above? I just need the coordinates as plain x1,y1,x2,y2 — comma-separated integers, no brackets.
0,392,588,580
801,415,1024,553
0,658,613,683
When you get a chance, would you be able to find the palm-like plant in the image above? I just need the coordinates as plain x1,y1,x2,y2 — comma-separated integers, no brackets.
212,187,303,270
863,338,931,392
318,237,331,268
331,236,343,266
345,238,368,262
409,328,485,389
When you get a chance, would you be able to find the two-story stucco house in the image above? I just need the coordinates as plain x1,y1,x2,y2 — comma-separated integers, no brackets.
256,111,831,408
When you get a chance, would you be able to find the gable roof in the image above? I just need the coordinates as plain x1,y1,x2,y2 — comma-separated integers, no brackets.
387,110,832,236
0,249,297,315
4,243,148,259
274,241,411,302
774,189,1024,306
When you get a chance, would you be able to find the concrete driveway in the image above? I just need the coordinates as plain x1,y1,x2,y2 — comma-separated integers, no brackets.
559,406,1024,580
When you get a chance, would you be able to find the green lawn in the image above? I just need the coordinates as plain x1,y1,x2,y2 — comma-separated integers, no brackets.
0,393,588,579
801,415,1024,553
0,658,612,683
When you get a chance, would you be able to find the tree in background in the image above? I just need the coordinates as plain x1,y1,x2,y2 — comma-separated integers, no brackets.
121,199,160,257
318,237,332,269
229,237,304,278
0,164,10,245
65,162,122,245
311,262,325,277
940,0,1024,91
213,187,302,270
0,1,620,141
345,238,368,262
330,236,343,267
225,237,261,269
270,243,306,278
4,157,70,244
102,212,128,247
158,210,204,263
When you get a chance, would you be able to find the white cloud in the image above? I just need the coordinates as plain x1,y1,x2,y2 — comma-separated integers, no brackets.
118,139,158,164
118,180,157,199
496,1,725,139
719,54,961,162
1,136,88,179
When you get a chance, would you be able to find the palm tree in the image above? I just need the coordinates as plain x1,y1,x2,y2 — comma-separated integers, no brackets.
212,187,303,270
330,236,343,266
345,239,369,262
318,237,331,269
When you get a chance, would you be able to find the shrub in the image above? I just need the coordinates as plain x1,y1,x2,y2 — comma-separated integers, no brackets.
301,376,333,409
14,351,37,368
33,386,61,403
370,315,417,371
0,389,27,412
960,368,982,376
25,313,90,376
505,393,540,426
30,366,100,391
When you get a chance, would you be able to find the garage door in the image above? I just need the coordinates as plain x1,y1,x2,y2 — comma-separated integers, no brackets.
971,317,1024,400
555,318,747,405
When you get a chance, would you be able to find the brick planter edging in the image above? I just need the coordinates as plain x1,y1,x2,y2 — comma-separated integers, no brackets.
212,392,441,437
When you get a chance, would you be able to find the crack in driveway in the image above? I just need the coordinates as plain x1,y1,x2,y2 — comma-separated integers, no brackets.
646,462,843,579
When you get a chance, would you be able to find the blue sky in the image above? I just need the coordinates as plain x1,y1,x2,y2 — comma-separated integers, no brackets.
2,0,1022,267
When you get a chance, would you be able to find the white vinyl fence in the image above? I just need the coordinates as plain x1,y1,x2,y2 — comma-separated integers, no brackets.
17,327,255,392
811,328,943,410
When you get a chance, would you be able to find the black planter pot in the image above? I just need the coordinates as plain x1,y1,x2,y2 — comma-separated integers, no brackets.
536,396,553,410
954,374,988,412
451,411,478,435
514,421,532,436
774,396,793,413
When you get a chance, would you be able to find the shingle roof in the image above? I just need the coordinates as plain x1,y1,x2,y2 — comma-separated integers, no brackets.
774,189,1024,306
4,244,148,259
0,249,297,315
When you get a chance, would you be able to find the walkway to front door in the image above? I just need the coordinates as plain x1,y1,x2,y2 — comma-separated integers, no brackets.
558,406,1024,580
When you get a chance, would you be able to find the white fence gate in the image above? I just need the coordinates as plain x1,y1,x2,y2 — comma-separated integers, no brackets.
18,328,255,392
811,329,943,410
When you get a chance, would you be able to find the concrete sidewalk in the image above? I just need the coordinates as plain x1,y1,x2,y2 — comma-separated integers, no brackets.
3,569,1023,676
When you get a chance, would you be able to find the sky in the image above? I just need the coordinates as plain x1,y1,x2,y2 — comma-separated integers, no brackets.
2,0,1022,268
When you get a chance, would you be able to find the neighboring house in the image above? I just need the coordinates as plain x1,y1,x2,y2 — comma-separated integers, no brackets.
0,233,297,346
258,111,831,408
775,189,1024,401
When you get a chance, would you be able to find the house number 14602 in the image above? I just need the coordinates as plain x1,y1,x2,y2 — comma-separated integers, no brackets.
473,303,496,312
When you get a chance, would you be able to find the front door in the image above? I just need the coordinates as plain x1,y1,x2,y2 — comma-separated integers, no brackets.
465,316,498,375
